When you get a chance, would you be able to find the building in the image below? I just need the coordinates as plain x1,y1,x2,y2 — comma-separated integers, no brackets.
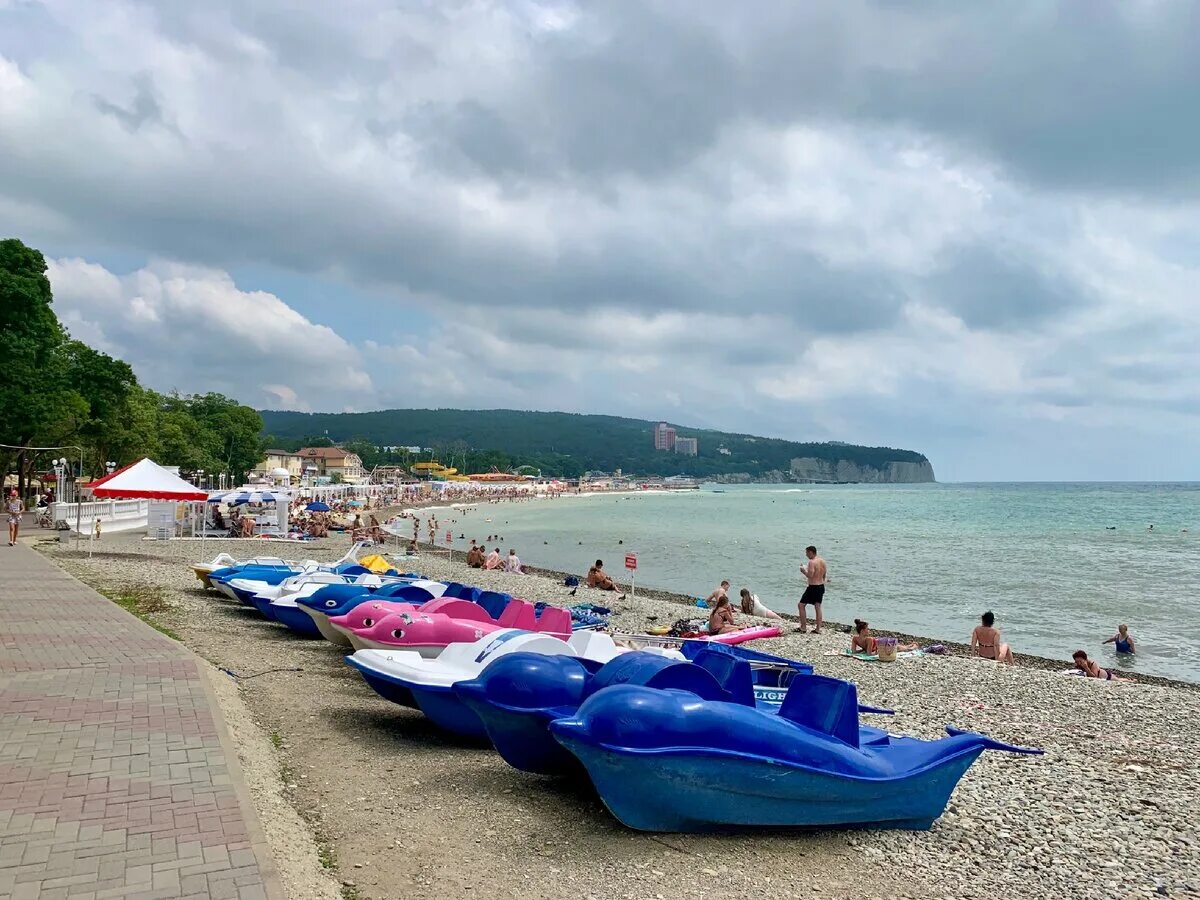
252,450,305,480
297,446,365,482
674,436,698,456
653,422,676,451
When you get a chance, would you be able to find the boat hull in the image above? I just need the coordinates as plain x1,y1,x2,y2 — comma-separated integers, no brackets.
271,604,323,638
549,739,982,832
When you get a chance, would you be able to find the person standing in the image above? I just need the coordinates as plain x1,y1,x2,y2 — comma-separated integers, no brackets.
796,545,827,634
8,490,24,546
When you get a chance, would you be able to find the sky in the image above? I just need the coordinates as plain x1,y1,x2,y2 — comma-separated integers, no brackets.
2,1,1199,481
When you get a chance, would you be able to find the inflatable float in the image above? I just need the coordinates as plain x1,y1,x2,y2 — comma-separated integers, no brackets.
548,675,1041,831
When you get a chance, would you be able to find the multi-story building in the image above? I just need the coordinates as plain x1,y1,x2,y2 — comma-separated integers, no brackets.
252,450,305,480
674,436,698,456
297,446,365,482
654,422,676,451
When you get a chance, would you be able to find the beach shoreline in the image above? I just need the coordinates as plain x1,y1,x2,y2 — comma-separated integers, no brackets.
29,529,1200,900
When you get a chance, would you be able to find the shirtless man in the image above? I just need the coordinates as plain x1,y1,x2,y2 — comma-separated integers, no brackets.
705,580,730,607
797,545,827,634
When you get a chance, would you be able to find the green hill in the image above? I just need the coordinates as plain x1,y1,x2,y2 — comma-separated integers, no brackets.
259,408,935,483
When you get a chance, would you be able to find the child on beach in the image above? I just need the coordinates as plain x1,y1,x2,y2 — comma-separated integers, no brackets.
851,619,918,655
739,589,782,620
1103,624,1136,654
971,611,1015,664
708,596,739,635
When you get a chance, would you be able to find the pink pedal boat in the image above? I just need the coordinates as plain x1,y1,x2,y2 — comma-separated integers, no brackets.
329,597,573,657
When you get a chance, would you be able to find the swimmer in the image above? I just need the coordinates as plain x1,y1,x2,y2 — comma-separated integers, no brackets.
1102,624,1136,655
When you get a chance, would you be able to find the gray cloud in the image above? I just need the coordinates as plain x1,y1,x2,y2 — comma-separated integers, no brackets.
2,0,1200,479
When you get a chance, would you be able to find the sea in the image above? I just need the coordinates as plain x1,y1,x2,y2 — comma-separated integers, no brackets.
441,482,1200,683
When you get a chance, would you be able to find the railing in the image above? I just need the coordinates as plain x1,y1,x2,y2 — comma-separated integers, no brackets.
49,499,149,533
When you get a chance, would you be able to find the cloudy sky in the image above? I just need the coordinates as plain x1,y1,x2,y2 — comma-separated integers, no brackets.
2,1,1199,481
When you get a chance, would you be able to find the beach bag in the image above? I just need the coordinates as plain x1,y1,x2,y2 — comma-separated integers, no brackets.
875,637,898,662
564,575,579,587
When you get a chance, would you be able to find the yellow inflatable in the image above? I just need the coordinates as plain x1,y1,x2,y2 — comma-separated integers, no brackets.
358,554,393,574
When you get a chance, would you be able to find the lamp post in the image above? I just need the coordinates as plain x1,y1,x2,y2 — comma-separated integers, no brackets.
105,461,116,476
195,469,204,489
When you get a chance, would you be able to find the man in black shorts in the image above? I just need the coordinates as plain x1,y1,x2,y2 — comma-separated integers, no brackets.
797,545,827,633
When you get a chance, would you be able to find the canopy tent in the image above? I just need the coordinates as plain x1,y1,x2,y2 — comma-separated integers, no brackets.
88,458,208,502
209,490,284,505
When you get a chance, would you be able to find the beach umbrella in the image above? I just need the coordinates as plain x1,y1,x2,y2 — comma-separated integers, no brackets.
347,499,364,507
216,490,280,505
305,501,331,512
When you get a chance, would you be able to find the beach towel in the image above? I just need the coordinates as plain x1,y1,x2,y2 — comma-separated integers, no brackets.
833,649,926,662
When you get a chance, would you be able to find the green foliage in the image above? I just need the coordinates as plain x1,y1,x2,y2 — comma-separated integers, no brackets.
259,409,930,479
0,238,265,486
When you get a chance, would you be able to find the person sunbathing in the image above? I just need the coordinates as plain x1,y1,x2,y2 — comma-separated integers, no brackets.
739,588,782,619
971,611,1015,664
708,596,740,635
1072,649,1126,680
466,546,484,568
586,560,620,592
851,619,917,654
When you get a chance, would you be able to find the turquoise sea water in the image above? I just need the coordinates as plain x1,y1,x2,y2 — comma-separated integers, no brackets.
445,483,1200,683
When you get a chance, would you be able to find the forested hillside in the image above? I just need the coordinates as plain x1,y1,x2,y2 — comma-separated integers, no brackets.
259,408,934,482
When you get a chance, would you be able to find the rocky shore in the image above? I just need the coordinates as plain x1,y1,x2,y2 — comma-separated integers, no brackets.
34,529,1200,900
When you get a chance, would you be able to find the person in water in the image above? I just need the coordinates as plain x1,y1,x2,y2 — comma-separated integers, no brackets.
1103,624,1136,654
708,595,740,635
739,588,782,620
1073,649,1125,680
971,611,1015,664
851,619,918,655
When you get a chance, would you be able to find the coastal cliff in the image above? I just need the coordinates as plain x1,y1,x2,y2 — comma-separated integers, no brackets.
788,456,936,484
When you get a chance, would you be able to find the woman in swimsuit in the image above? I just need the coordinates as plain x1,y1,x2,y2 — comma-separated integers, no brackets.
708,596,739,635
971,611,1015,664
1073,650,1118,680
739,589,782,620
851,619,917,654
1102,624,1136,655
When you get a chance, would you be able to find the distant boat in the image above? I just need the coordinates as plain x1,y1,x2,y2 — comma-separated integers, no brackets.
711,489,726,493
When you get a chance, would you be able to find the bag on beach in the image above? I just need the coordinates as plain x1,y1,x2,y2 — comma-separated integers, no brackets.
564,575,579,587
875,637,898,662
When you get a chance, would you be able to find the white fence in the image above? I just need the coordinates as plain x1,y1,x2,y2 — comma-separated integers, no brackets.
50,499,149,533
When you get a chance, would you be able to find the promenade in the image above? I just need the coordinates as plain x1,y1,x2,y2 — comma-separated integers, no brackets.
0,543,282,900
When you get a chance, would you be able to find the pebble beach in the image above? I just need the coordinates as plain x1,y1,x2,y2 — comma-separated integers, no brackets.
33,525,1200,900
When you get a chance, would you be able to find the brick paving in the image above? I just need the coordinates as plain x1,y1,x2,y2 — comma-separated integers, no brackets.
0,544,283,899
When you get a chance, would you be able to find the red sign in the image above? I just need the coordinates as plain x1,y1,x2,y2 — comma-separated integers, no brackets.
445,531,452,545
624,553,637,570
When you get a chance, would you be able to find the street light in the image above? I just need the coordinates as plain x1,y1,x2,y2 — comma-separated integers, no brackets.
105,461,116,475
195,469,204,489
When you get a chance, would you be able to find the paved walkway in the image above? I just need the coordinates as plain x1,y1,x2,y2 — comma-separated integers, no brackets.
0,543,283,900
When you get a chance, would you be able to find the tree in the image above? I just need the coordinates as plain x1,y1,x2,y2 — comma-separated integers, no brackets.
0,238,88,494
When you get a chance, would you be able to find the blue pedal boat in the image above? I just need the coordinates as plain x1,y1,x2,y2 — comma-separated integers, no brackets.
454,648,866,777
547,675,1042,832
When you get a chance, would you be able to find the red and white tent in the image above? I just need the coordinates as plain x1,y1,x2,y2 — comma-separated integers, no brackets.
87,458,208,502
